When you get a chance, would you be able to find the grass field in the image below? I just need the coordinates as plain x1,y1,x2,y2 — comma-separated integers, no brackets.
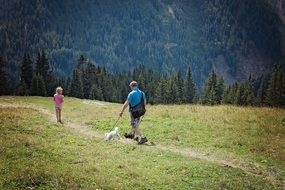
0,96,284,189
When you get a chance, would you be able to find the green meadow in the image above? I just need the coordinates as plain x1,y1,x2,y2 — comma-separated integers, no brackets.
0,96,284,189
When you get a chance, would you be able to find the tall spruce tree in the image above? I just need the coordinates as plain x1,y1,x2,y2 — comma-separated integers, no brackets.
83,62,93,99
0,56,9,95
257,75,266,106
216,77,225,104
155,77,166,104
30,74,39,96
184,67,196,103
234,83,245,105
20,53,33,91
244,76,255,105
203,70,218,105
35,51,51,95
30,74,47,96
35,52,43,75
221,85,229,104
266,64,284,106
41,50,52,95
17,80,29,96
89,85,104,101
176,70,184,103
69,68,84,98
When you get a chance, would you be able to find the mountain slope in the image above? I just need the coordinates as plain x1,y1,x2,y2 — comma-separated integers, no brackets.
0,0,284,89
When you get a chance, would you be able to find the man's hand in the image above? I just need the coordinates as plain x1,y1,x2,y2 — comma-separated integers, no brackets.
119,100,129,117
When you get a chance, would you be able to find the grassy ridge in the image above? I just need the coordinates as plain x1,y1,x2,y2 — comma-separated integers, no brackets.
0,96,284,189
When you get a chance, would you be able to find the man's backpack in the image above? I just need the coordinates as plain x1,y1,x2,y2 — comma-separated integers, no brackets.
130,92,146,119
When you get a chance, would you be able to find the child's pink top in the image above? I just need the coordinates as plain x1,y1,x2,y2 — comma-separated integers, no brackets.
54,93,64,108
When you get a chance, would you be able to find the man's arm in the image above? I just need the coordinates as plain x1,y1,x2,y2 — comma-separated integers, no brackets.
119,100,129,117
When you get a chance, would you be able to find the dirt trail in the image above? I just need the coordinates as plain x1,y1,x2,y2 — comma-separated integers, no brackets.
0,102,277,184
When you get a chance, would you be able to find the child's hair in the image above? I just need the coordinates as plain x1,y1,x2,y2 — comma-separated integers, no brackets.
56,86,63,93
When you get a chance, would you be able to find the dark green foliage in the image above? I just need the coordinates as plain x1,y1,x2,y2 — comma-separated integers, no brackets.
30,74,47,96
20,53,33,90
4,52,285,107
166,77,179,104
203,70,219,105
17,81,29,96
37,75,48,96
216,77,225,104
184,67,196,103
34,50,52,96
155,79,166,104
89,85,104,101
1,0,284,91
69,69,84,99
244,76,255,106
266,64,285,106
223,79,256,106
222,86,231,104
222,83,239,104
176,70,185,103
67,56,197,105
234,83,245,105
257,75,267,106
0,57,9,95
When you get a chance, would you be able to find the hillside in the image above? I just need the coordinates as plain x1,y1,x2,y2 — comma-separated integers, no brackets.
0,96,284,189
1,0,285,88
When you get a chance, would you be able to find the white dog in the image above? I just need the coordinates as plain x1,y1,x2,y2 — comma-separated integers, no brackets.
105,127,120,140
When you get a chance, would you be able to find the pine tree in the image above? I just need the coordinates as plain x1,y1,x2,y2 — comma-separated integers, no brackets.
257,75,266,106
20,53,33,90
37,74,47,96
89,85,104,101
83,62,93,99
266,64,284,106
222,85,231,104
17,80,29,96
170,76,179,104
244,76,255,105
216,77,225,104
30,74,39,96
155,78,164,103
203,70,218,105
77,55,87,71
0,56,9,95
30,74,47,96
234,83,245,105
35,52,43,75
41,50,53,95
184,67,196,103
176,70,184,103
164,78,172,104
69,69,84,98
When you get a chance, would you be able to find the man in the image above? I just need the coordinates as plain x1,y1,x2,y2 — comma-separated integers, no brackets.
119,81,148,144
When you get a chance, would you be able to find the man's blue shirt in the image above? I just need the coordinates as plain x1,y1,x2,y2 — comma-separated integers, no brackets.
127,88,146,110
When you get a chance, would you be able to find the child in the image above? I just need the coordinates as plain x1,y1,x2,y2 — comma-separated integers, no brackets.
53,86,64,123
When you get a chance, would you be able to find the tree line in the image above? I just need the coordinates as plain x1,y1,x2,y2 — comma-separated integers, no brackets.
2,0,282,92
0,53,284,107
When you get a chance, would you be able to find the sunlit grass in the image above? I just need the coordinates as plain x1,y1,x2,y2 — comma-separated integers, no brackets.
0,96,284,189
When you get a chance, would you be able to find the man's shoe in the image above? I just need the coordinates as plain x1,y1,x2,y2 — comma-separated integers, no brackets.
124,133,134,139
138,137,148,144
134,136,139,142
